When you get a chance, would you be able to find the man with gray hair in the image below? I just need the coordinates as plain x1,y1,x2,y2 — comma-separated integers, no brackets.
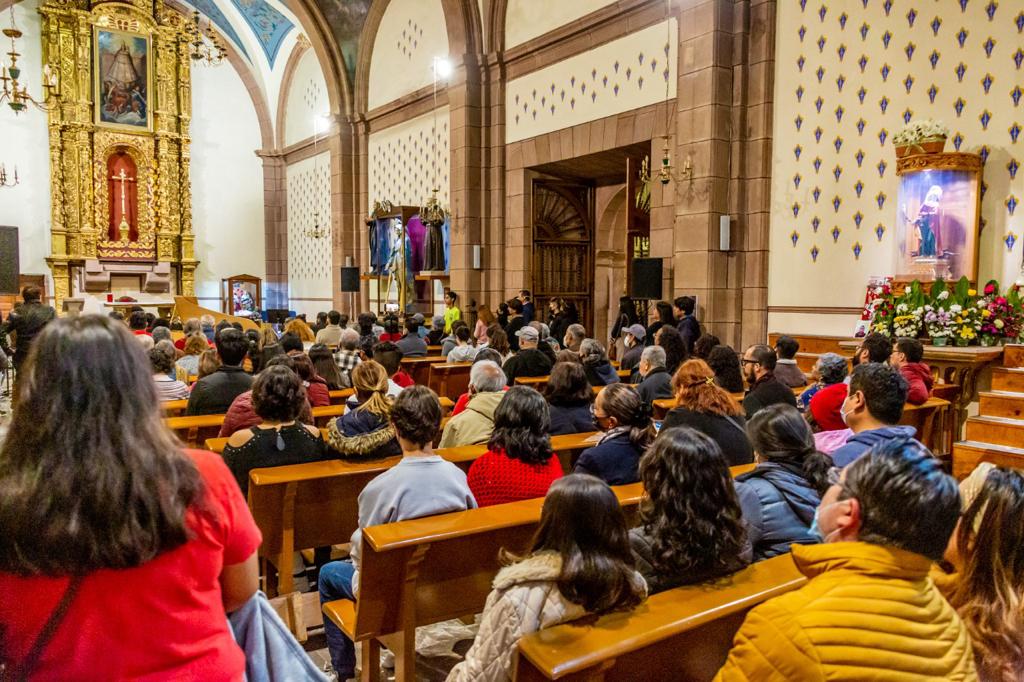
563,323,586,352
334,327,363,389
438,360,507,448
199,314,216,342
635,345,674,405
503,326,553,385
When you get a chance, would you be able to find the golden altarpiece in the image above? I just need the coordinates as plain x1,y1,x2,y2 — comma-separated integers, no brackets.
40,0,198,310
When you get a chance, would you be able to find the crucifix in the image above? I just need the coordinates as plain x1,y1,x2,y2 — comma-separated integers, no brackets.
109,166,136,241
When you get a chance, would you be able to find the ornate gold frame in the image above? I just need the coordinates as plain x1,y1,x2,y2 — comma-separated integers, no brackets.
895,152,984,283
93,26,153,133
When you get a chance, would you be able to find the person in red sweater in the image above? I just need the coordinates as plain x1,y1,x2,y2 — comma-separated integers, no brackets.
890,337,933,405
372,340,414,388
467,386,563,507
291,353,331,406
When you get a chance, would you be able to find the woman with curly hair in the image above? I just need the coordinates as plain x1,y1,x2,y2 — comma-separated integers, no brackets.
662,359,753,466
328,360,401,461
222,365,328,496
467,386,563,507
579,338,620,386
935,464,1024,682
629,426,752,594
654,326,687,374
448,474,646,681
691,333,720,361
706,344,745,394
738,404,833,560
574,383,655,485
283,317,316,348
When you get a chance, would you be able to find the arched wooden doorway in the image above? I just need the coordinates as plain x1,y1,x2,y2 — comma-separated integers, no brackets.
531,180,594,332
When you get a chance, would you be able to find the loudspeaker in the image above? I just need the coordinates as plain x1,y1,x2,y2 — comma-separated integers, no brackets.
631,258,662,300
340,266,360,293
471,244,481,270
0,226,18,294
719,215,732,251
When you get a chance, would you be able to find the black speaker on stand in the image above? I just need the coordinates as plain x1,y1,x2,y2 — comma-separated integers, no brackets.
631,258,662,300
341,266,360,317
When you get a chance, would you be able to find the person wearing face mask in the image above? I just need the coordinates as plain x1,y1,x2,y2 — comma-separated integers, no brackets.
618,324,646,374
573,384,656,485
829,363,919,469
714,438,976,681
740,345,797,420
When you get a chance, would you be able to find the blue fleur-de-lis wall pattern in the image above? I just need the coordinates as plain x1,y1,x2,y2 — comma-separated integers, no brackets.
505,19,677,144
772,0,1022,290
286,153,332,297
368,107,451,208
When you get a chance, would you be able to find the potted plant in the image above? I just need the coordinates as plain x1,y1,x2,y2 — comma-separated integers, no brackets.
892,281,926,339
950,277,982,346
979,280,1020,346
893,119,949,157
869,285,896,337
924,281,953,345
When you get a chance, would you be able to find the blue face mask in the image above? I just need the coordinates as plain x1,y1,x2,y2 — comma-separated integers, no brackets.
808,506,825,542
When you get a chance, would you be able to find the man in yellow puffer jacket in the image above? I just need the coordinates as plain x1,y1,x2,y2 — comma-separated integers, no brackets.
715,438,977,681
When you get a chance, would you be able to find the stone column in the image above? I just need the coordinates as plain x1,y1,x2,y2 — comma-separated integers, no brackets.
257,151,289,309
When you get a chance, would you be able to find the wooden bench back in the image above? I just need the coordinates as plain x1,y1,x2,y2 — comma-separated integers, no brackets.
165,414,225,447
513,553,806,682
161,399,188,415
400,356,447,385
351,484,645,642
328,388,355,405
428,362,473,400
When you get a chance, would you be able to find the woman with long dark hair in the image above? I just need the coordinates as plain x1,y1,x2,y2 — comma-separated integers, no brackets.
466,386,563,507
447,474,646,681
936,464,1024,681
654,326,687,374
645,301,675,347
737,404,832,560
707,344,745,394
544,361,594,435
309,343,345,391
223,365,328,496
0,315,261,679
290,353,330,407
691,334,720,361
662,359,753,466
574,383,655,485
486,324,511,362
630,427,751,593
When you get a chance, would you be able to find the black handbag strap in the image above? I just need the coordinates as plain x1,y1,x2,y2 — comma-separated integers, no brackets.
10,576,83,681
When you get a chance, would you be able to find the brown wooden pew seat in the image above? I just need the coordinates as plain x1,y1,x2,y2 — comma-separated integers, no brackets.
513,553,806,682
161,398,189,416
399,355,448,386
427,362,473,400
242,432,602,597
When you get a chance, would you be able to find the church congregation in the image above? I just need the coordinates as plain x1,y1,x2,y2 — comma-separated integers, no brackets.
2,0,1024,679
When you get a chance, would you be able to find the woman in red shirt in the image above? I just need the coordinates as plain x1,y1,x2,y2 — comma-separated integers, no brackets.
0,315,261,680
467,385,563,506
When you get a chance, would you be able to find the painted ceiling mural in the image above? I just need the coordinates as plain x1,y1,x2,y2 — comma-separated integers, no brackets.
310,0,371,85
230,0,294,67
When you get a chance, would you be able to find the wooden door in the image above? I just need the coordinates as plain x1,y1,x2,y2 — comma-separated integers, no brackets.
531,181,594,333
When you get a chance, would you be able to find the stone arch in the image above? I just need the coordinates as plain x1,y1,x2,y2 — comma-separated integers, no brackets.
274,38,312,148
353,0,481,115
286,0,353,117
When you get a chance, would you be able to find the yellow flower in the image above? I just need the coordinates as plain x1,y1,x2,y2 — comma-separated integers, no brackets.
983,310,992,318
968,289,977,296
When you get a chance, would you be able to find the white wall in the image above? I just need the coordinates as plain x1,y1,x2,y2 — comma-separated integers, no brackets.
367,0,448,110
768,0,1023,336
505,19,678,144
504,0,617,49
190,61,266,306
0,0,52,288
368,106,450,206
285,151,332,317
283,46,328,146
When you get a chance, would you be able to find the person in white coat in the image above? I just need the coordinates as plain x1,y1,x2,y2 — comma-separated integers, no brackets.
447,474,648,682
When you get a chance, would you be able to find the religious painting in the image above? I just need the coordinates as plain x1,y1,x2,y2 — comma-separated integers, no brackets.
895,163,981,283
94,28,151,131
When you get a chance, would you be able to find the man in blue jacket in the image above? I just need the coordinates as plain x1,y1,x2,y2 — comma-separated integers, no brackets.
830,363,919,468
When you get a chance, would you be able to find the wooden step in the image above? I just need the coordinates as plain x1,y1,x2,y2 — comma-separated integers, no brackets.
992,367,1024,393
952,440,1024,479
1004,344,1024,369
979,391,1024,419
964,415,1024,448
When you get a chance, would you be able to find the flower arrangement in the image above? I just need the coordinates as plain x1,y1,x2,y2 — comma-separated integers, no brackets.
892,119,949,146
869,276,1024,346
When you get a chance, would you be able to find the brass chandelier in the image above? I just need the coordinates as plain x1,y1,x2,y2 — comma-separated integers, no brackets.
0,4,59,114
187,10,225,66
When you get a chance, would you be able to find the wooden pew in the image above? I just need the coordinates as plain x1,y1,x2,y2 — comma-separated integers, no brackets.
323,484,646,682
427,345,442,354
513,554,805,682
329,388,356,405
243,431,602,596
161,398,188,416
400,355,447,386
323,464,755,682
427,362,473,400
166,414,227,447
